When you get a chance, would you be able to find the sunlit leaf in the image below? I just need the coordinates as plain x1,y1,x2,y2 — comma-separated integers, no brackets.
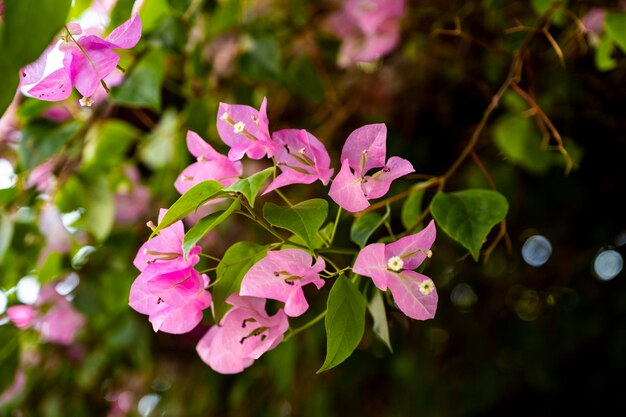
401,184,426,231
318,276,366,373
182,199,240,259
213,242,267,322
263,199,328,248
154,180,225,233
351,205,390,247
225,167,274,207
430,189,508,261
493,115,552,175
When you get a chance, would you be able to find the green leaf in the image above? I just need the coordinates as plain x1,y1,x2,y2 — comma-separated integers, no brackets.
81,176,115,242
595,34,617,72
154,180,224,233
38,251,63,284
368,290,392,353
225,167,274,207
182,199,240,259
286,56,325,103
0,326,20,394
213,242,267,322
605,12,626,54
109,0,135,29
350,205,390,247
111,50,166,111
401,184,426,231
2,0,71,65
263,199,328,248
0,67,19,119
83,120,140,169
318,276,366,373
493,115,553,175
20,121,81,169
238,36,281,80
430,189,509,261
0,212,14,265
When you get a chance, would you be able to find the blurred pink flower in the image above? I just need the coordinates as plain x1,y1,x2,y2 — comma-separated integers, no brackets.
196,294,289,374
327,0,405,67
0,371,25,406
114,165,150,226
6,305,35,329
27,159,57,194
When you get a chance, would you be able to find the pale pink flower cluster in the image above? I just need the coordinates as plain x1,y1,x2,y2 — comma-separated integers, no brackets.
7,285,85,345
327,0,405,67
126,97,437,374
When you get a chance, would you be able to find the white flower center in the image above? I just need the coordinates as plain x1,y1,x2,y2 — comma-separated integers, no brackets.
233,121,245,133
419,279,435,296
387,256,404,271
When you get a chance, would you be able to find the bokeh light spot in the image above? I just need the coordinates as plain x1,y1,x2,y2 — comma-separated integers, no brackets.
593,249,623,281
521,235,552,267
16,276,40,305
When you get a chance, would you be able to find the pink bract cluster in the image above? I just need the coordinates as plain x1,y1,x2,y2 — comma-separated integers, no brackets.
327,0,405,67
20,14,141,104
128,97,436,374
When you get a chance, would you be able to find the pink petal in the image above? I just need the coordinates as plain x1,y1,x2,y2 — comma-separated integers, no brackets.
70,36,120,97
7,305,35,329
346,0,404,36
386,220,436,270
186,131,227,160
340,124,387,177
26,67,73,101
149,292,210,334
362,156,414,200
328,159,370,212
217,99,275,160
196,325,254,374
105,13,142,49
146,267,205,306
353,22,400,62
352,243,391,290
386,270,438,320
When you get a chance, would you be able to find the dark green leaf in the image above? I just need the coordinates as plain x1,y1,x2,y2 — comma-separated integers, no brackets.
0,327,20,393
493,115,553,175
20,121,81,169
154,180,224,234
2,0,71,65
225,167,274,207
430,189,509,261
83,120,140,169
401,184,426,231
350,205,390,247
213,242,267,322
368,290,392,353
111,50,166,111
109,0,135,29
605,12,626,54
182,199,240,259
318,276,366,373
81,176,115,242
263,199,328,248
238,37,281,80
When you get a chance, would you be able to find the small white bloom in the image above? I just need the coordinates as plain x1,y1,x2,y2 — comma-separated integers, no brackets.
79,96,94,107
233,121,245,133
387,256,404,272
419,279,435,296
0,159,17,190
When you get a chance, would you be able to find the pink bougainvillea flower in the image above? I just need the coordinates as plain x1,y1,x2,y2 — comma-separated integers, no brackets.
6,305,35,329
133,208,201,273
327,0,405,67
196,294,289,374
175,131,243,195
328,123,414,212
21,14,141,103
263,129,334,194
216,97,281,160
114,165,150,226
7,285,85,344
353,220,437,320
129,267,212,334
240,248,326,317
